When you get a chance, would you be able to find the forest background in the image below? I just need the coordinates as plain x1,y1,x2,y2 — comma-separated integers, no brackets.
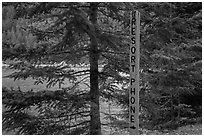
2,2,202,135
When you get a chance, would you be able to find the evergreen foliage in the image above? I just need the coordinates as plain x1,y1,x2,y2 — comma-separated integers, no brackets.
2,2,202,134
2,2,132,135
135,2,201,130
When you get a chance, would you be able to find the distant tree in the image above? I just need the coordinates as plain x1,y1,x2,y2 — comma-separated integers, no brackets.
102,2,202,131
2,2,201,134
134,2,201,129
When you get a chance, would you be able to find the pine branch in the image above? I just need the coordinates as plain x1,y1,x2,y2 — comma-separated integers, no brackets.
101,29,130,37
70,70,90,77
38,110,90,120
68,121,90,130
101,50,129,55
2,44,90,60
67,76,90,91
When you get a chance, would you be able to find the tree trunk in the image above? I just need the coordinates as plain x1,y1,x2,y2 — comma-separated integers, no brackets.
89,3,101,135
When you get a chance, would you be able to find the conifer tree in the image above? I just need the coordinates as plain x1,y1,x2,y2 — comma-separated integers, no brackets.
2,2,133,135
111,2,202,130
2,2,201,134
98,2,202,131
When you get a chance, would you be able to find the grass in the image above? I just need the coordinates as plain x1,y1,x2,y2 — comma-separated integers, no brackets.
141,123,202,135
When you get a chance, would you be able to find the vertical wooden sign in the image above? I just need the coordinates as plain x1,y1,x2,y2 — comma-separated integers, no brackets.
129,10,140,135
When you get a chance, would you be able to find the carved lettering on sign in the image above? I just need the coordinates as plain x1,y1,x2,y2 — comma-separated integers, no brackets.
129,10,140,135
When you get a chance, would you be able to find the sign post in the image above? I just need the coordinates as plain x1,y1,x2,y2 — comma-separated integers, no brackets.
129,10,140,135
